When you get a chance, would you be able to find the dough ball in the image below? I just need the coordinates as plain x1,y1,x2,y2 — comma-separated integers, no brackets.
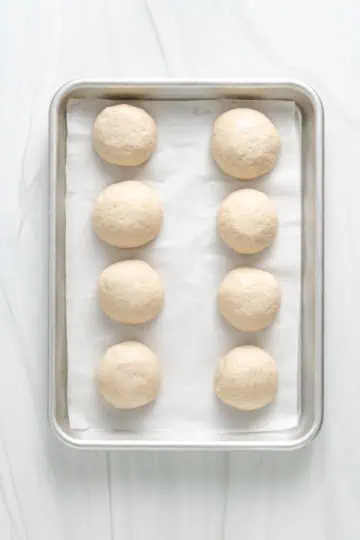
218,189,278,254
214,345,278,411
96,341,161,409
218,267,281,331
211,108,280,179
93,104,156,166
98,260,164,324
93,181,163,248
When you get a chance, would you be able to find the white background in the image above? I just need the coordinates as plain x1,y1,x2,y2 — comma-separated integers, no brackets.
0,0,357,538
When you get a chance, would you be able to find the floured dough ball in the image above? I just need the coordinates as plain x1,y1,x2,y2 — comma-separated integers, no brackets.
98,260,164,324
214,346,278,411
218,189,278,254
93,181,163,248
211,108,280,179
96,341,161,409
218,267,281,331
93,104,156,166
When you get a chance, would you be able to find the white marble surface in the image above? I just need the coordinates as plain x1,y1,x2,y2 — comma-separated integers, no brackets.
0,0,358,538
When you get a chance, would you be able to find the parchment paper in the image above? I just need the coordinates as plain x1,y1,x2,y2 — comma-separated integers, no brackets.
66,98,301,435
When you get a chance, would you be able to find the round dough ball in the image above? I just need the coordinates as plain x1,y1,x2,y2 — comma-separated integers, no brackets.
218,267,281,332
96,341,161,409
93,104,156,166
211,108,280,179
93,181,163,248
214,345,278,411
218,189,278,254
98,260,164,324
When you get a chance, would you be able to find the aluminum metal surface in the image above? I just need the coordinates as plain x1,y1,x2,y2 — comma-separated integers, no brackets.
49,80,324,450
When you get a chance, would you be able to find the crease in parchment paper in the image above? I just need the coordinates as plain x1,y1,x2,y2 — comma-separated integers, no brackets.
65,98,301,436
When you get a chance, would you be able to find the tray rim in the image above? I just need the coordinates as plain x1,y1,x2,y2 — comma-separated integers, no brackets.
48,78,324,451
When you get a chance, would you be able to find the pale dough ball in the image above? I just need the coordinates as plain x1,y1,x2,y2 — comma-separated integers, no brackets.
211,108,280,179
98,260,164,324
214,346,278,411
93,104,156,166
218,267,281,331
93,181,163,248
218,189,278,254
96,341,161,409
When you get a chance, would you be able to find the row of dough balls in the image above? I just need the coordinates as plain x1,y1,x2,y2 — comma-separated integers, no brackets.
213,109,281,412
96,341,277,411
93,105,163,412
97,259,281,332
93,103,280,179
92,104,281,412
97,260,280,332
93,180,278,256
93,105,163,410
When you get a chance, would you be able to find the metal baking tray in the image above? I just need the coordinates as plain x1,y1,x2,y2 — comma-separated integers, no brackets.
49,79,324,450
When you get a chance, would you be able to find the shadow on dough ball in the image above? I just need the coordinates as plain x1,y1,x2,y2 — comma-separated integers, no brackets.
96,341,161,409
218,267,281,332
215,345,278,411
211,108,280,179
98,260,164,324
93,180,163,248
217,188,278,254
93,104,156,166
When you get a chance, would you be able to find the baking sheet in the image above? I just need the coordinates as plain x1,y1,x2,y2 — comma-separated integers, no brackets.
65,98,301,435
